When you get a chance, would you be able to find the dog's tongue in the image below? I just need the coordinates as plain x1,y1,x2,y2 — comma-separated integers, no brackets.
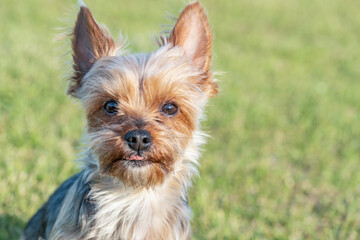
129,155,144,161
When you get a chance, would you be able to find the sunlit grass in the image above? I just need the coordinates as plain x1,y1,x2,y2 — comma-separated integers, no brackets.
1,0,360,239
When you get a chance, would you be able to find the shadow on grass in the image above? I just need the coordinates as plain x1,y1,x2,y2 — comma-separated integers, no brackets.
0,214,25,240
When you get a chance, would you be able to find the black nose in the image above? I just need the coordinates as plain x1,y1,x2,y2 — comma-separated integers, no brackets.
125,130,152,152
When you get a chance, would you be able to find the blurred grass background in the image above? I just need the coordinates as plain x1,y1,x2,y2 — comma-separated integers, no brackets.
1,0,360,239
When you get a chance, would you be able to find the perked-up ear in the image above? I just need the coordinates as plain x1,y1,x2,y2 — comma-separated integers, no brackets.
169,1,218,96
68,6,116,97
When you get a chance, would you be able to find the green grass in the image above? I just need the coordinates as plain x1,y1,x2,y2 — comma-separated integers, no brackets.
1,0,360,239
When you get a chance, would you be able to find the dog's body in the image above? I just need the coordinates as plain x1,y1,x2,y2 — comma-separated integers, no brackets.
23,1,217,239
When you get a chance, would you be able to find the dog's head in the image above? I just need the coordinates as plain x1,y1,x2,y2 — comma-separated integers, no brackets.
68,2,217,188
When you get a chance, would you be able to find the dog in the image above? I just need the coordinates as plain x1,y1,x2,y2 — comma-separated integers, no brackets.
23,1,217,239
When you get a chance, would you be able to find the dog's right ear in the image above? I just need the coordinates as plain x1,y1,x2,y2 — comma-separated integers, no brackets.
68,6,116,97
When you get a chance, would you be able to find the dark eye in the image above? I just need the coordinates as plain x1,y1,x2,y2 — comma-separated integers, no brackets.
104,100,118,115
161,103,178,116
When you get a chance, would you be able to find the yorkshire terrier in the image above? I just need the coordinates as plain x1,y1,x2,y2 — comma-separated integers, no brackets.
23,1,217,239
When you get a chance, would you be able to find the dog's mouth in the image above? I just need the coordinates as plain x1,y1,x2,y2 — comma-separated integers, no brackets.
128,155,145,161
119,154,152,168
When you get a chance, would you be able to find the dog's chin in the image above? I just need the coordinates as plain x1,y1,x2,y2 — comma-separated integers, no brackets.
103,155,171,188
121,159,152,168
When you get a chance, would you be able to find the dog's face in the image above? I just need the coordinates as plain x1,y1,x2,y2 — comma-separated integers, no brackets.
68,2,217,188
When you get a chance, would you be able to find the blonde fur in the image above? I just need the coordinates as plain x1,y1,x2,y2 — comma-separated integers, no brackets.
49,45,209,239
23,2,217,240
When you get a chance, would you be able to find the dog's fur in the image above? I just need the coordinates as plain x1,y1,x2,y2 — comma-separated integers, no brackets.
23,1,217,239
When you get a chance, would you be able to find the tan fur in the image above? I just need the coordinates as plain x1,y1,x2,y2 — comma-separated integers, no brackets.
167,2,218,97
46,1,217,239
69,6,117,97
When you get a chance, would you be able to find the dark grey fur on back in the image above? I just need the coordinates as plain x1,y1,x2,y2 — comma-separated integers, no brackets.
23,171,94,239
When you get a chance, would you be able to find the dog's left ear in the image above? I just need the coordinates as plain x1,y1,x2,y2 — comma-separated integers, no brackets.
169,1,218,96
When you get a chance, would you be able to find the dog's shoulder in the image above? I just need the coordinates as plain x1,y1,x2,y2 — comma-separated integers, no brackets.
23,172,89,239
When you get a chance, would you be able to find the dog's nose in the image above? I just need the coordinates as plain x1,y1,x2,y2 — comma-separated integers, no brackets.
125,130,152,152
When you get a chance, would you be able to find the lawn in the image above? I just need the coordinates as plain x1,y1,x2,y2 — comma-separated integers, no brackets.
1,0,360,239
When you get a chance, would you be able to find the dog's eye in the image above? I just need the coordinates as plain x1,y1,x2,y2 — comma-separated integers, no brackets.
104,101,118,115
161,103,178,116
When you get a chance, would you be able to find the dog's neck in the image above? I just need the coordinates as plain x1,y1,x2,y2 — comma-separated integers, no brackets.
87,164,192,239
